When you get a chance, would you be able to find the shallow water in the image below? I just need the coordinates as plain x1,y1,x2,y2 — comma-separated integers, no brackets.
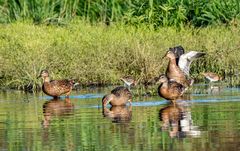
1,84,240,151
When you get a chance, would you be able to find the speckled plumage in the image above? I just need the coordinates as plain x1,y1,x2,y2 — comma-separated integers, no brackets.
39,70,75,98
157,75,186,101
102,86,132,106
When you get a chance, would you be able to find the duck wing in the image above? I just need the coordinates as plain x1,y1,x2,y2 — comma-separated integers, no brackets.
50,79,74,90
178,51,205,76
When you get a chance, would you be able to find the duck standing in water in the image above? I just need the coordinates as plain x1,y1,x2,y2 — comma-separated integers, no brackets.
165,46,205,87
38,70,76,98
102,86,132,107
157,75,186,102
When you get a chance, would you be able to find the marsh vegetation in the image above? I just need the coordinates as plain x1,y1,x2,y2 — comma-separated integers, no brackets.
0,0,240,90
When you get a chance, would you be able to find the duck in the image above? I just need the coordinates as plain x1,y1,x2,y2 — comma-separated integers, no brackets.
157,75,186,101
102,86,132,107
120,76,137,89
201,72,222,82
38,70,76,98
165,46,205,86
165,51,192,87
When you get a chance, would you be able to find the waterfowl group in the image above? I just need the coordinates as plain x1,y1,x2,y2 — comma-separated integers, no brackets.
38,45,222,106
155,46,205,102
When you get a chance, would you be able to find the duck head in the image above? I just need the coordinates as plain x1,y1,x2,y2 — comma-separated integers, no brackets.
102,94,114,107
165,51,176,60
157,74,168,84
38,70,50,82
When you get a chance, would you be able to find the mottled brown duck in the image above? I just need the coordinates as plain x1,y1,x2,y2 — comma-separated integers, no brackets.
38,70,75,98
102,86,132,107
157,75,186,101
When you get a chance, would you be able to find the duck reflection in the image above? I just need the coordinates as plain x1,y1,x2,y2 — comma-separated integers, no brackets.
159,101,200,138
102,105,132,123
42,98,74,128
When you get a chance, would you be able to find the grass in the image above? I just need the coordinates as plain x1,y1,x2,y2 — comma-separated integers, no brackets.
0,0,239,27
0,20,240,91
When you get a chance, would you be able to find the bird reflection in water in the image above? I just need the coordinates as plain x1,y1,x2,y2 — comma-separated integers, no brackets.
159,96,200,138
42,98,74,128
102,105,132,123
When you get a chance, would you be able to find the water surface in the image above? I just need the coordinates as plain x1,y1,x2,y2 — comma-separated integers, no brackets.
1,84,240,151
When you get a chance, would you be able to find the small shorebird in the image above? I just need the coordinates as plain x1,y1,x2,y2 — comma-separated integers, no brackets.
102,86,132,107
120,76,137,88
38,70,76,98
201,72,222,82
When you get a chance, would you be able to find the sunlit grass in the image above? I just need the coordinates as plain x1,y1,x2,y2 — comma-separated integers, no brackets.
0,20,240,90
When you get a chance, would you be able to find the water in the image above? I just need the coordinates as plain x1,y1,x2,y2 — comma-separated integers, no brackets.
1,84,240,151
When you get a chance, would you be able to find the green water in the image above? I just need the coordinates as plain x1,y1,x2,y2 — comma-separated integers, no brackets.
1,84,240,151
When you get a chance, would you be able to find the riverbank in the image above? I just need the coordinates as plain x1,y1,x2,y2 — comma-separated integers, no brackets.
0,20,239,90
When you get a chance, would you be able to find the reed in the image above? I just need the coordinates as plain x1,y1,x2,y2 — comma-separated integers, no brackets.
0,0,239,27
0,21,240,91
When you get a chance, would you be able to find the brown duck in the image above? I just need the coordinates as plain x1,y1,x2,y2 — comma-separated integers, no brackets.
165,51,191,87
166,46,205,87
157,75,186,101
38,70,75,98
102,86,132,107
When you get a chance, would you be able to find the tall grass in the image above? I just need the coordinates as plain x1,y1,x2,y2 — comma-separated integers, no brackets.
0,0,239,27
0,21,240,90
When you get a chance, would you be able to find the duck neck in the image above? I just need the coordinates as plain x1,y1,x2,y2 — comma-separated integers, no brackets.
43,77,50,83
161,81,169,88
168,58,177,66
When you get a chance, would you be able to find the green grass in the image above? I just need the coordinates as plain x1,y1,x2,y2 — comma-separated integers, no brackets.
0,20,240,90
0,0,239,27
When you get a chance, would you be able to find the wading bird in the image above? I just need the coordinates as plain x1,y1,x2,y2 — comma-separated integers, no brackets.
102,86,132,107
157,75,186,102
38,70,76,98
